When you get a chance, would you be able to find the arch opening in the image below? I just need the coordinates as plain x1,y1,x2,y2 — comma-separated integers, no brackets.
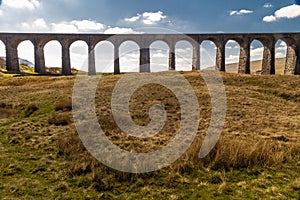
44,40,62,74
0,40,6,70
275,40,287,75
225,40,240,73
200,40,217,70
150,40,169,72
119,41,140,73
250,40,264,74
70,40,88,72
95,41,114,73
175,40,193,71
17,40,35,73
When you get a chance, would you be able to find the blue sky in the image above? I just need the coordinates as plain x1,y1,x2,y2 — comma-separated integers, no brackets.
0,0,299,71
0,0,300,33
92,0,300,33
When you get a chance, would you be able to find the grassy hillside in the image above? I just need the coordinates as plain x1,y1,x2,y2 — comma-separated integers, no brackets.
0,58,80,76
0,57,5,69
0,57,36,77
0,72,299,199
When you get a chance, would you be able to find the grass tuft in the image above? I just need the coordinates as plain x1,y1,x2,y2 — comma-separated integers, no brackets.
48,112,72,126
55,97,72,112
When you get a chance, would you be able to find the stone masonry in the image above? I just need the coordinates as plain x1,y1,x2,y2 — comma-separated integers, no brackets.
0,32,299,75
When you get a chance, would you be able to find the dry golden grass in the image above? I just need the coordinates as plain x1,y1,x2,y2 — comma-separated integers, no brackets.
51,71,300,178
0,71,300,199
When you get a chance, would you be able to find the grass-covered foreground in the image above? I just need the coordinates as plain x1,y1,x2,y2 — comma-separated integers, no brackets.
0,72,299,199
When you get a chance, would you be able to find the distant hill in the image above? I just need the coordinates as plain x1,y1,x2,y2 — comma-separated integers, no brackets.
0,57,287,75
226,57,286,74
19,58,34,68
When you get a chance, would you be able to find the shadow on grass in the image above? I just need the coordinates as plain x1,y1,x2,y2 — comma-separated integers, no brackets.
0,70,75,77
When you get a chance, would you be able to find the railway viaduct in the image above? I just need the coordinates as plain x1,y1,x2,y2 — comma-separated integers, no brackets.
0,32,299,75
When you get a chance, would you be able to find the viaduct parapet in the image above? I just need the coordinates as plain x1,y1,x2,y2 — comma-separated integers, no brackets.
0,33,299,75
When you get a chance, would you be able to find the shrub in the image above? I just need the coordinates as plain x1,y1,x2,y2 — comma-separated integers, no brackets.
48,113,71,126
55,97,72,112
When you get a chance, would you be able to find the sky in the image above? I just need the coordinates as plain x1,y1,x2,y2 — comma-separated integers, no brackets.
0,0,299,72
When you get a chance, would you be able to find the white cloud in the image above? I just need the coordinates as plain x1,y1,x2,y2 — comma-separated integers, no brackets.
142,11,166,24
226,55,240,63
125,11,167,25
176,48,192,55
263,4,300,22
275,52,285,57
20,18,49,31
125,14,141,22
18,19,105,33
51,22,79,33
263,15,277,22
276,46,287,51
71,20,105,32
264,3,273,8
251,47,264,57
229,9,253,16
275,4,300,19
152,52,167,58
104,27,143,34
17,18,146,34
2,0,40,11
0,10,3,16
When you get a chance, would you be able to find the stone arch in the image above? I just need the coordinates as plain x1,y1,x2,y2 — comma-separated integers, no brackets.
69,40,88,72
149,38,171,48
175,40,193,71
12,38,35,48
250,39,264,74
119,40,140,72
64,38,87,48
225,37,244,46
17,40,35,72
225,40,241,73
201,37,220,47
43,40,62,74
200,40,217,70
150,40,169,72
0,40,6,69
95,40,114,73
39,38,62,49
274,39,287,75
